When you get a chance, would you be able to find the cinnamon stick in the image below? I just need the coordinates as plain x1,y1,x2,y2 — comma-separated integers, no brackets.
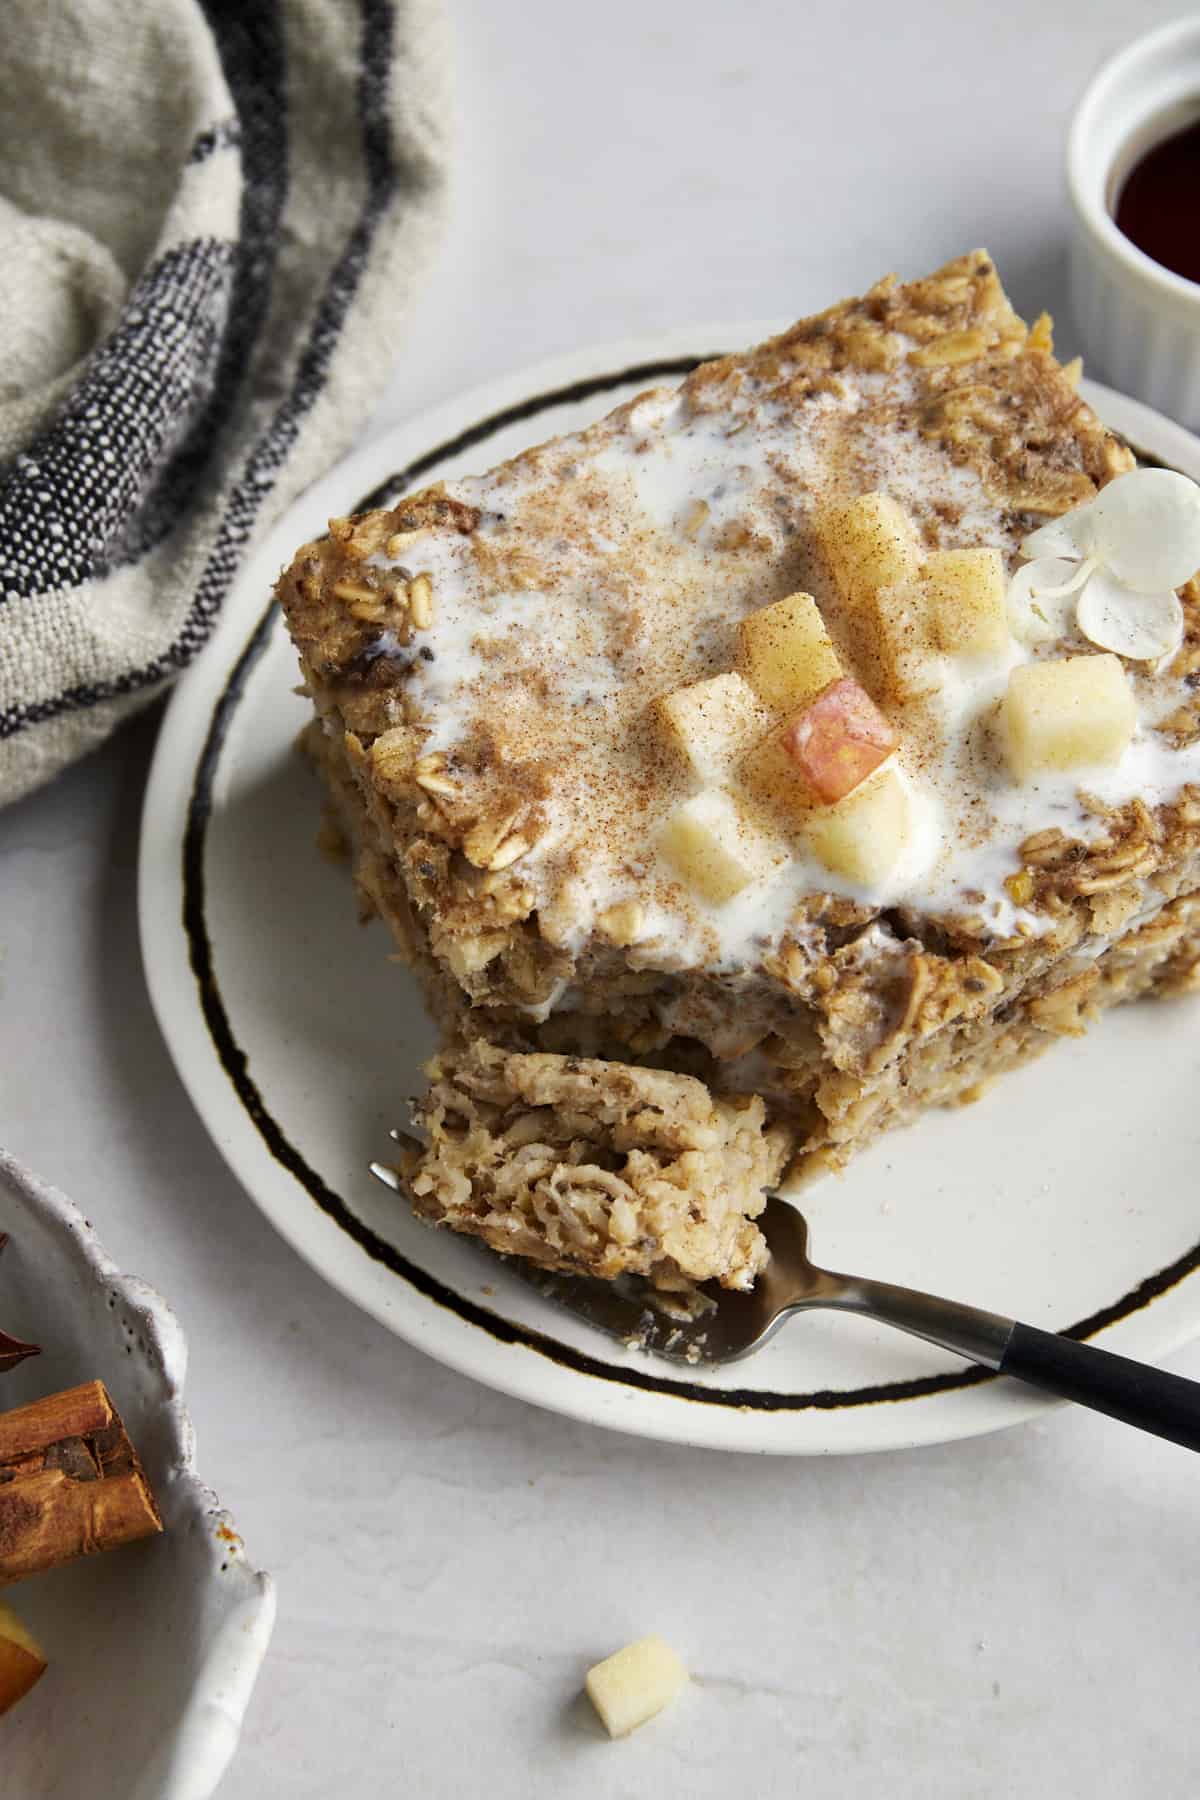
0,1381,162,1586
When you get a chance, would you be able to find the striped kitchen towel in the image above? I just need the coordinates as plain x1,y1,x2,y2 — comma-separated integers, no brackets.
0,0,451,806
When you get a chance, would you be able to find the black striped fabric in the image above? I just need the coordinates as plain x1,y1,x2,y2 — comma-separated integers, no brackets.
0,0,449,798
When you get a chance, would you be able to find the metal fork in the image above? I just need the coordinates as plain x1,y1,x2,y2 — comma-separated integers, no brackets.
369,1166,1200,1451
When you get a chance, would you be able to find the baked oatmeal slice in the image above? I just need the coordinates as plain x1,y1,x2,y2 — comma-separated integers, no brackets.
279,248,1200,1282
398,1040,789,1291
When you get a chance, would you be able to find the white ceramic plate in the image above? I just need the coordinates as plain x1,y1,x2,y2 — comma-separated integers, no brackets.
0,1150,275,1798
139,328,1200,1456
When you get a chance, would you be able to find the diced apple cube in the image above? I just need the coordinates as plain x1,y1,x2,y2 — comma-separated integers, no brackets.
865,580,940,702
923,547,1009,658
1001,653,1136,780
740,724,817,827
817,492,924,602
0,1603,47,1717
660,788,787,903
736,591,842,711
585,1635,688,1739
651,672,773,783
815,495,934,703
803,764,912,886
779,677,897,805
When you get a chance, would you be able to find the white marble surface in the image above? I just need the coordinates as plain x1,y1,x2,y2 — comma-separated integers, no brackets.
3,1,1200,1793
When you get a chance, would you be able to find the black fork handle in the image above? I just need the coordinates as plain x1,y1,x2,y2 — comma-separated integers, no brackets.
998,1322,1200,1452
829,1275,1200,1452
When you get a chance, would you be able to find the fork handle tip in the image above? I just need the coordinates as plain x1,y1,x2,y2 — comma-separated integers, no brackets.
1000,1322,1200,1452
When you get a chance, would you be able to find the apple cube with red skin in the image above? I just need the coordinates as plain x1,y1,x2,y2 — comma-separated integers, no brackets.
780,678,897,805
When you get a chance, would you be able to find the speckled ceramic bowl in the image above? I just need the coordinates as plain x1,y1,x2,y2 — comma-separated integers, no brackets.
0,1150,275,1800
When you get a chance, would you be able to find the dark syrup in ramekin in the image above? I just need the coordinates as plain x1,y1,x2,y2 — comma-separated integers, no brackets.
1115,117,1200,286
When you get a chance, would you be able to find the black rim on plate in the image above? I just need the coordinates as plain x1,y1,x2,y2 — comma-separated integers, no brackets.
181,355,1200,1416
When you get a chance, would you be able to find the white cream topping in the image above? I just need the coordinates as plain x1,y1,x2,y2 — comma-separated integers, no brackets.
368,363,1200,977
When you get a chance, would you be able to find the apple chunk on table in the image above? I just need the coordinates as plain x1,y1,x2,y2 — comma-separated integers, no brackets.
0,1602,47,1716
779,678,897,805
585,1635,688,1738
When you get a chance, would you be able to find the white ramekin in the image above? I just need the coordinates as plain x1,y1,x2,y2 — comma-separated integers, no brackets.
1068,18,1200,428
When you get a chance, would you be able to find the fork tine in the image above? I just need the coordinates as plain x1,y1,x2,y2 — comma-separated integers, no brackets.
368,1159,404,1193
509,1261,724,1362
388,1126,425,1152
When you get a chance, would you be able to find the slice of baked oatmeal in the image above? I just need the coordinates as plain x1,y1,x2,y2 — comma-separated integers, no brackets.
278,249,1200,1288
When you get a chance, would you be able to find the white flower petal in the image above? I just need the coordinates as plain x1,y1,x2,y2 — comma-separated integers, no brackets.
1007,557,1080,645
1022,554,1098,600
1075,567,1184,661
1019,516,1085,561
1087,468,1200,592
